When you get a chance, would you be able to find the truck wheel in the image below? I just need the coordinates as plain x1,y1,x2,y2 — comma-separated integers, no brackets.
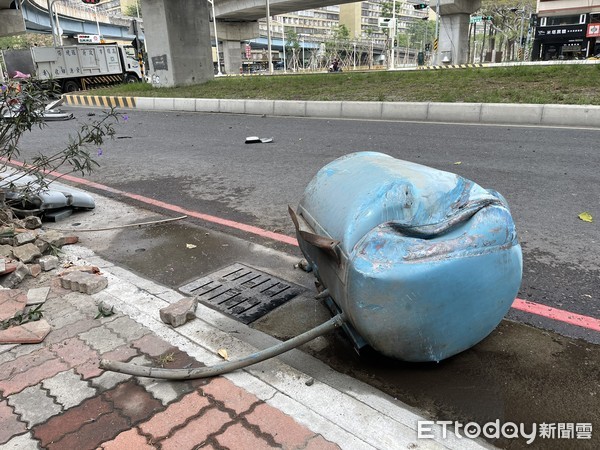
62,80,80,93
125,74,139,83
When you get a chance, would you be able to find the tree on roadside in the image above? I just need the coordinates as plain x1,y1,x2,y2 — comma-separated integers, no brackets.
0,79,121,213
122,0,142,18
477,0,537,61
284,28,301,71
0,34,53,51
324,24,352,69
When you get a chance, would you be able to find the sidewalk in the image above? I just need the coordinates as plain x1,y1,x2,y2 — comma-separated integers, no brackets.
0,195,493,449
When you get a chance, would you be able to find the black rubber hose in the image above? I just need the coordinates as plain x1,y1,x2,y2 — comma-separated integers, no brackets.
99,314,345,380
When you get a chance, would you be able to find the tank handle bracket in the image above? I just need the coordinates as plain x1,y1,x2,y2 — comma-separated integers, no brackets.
289,206,341,265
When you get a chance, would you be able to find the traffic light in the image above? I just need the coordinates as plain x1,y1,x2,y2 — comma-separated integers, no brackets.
413,3,428,10
81,0,101,4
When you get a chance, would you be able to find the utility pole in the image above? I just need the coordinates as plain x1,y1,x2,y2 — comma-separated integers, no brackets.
519,10,526,61
391,0,396,69
434,0,441,65
266,0,273,74
208,0,222,75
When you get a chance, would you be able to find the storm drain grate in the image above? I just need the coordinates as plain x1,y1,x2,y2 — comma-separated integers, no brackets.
179,263,305,324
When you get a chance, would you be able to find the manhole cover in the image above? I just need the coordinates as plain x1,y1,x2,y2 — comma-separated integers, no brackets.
179,263,305,324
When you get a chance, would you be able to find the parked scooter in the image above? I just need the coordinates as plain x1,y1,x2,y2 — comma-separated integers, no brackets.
328,58,342,72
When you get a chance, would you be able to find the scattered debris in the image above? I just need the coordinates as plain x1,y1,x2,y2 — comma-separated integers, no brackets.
454,161,462,165
294,259,312,272
186,243,197,249
2,263,30,289
26,286,50,305
45,215,188,233
0,303,43,331
0,289,28,321
22,216,42,230
155,352,175,367
217,348,229,360
578,212,593,223
305,378,315,386
0,173,95,221
60,271,108,295
38,255,59,272
159,297,198,327
58,265,100,276
95,302,115,319
0,318,51,344
12,243,42,264
245,136,274,144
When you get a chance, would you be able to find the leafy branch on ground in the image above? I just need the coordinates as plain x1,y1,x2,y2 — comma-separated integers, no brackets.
0,304,44,330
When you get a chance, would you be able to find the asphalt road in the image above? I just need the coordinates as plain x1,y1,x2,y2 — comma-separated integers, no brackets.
17,107,600,343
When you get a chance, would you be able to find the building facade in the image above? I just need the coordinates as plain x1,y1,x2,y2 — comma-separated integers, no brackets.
533,0,600,59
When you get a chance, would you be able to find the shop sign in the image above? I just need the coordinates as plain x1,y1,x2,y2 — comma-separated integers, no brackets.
586,23,600,37
536,25,585,39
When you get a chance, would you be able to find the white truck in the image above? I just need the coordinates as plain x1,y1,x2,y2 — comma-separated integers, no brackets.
2,43,143,93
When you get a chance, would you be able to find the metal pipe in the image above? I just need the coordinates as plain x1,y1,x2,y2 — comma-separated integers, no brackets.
100,314,345,380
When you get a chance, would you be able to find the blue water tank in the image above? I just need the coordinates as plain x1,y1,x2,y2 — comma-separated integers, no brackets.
292,152,522,362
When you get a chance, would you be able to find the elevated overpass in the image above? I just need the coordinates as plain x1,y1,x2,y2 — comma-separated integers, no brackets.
2,0,480,87
144,0,479,86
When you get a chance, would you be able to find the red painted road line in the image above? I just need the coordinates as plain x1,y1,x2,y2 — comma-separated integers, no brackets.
5,160,599,333
511,298,600,333
3,160,298,246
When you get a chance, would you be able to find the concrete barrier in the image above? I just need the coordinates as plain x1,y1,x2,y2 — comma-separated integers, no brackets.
541,104,600,128
382,102,428,121
274,100,307,117
195,99,220,112
481,103,543,125
152,97,175,111
219,99,245,114
306,101,342,118
428,103,482,123
341,102,383,120
63,95,600,128
245,100,275,116
173,98,196,112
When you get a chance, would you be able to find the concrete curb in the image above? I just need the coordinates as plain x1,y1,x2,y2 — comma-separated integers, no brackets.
62,94,600,128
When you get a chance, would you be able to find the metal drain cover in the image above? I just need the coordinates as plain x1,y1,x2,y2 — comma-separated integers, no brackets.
179,263,305,324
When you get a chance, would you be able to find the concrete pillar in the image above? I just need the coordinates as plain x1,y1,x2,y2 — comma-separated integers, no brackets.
142,0,213,87
213,21,259,75
222,40,243,75
437,0,480,65
0,10,26,37
439,13,471,64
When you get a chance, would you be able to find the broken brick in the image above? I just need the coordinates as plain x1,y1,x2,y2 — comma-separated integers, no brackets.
27,264,42,278
159,297,198,327
0,289,28,322
0,319,51,344
13,231,37,246
60,271,108,295
38,255,59,272
1,263,29,289
12,243,42,264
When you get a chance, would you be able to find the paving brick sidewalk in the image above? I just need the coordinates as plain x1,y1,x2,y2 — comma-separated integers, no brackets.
0,276,340,449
